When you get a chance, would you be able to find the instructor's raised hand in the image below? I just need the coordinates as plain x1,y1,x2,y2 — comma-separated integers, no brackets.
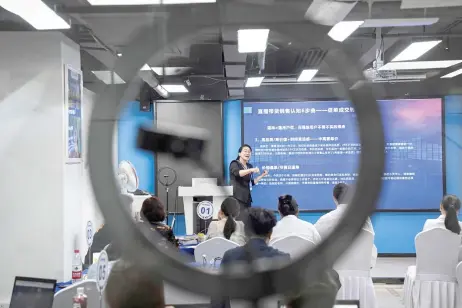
252,167,260,174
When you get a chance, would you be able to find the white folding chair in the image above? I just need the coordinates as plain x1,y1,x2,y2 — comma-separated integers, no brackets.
269,235,317,259
403,228,460,308
456,262,462,308
334,229,377,308
53,280,102,308
194,237,239,264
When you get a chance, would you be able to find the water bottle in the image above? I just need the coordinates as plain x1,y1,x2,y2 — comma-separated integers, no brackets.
72,250,83,283
72,287,87,308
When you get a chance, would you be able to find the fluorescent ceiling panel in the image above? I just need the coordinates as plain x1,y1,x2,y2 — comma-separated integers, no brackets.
401,0,462,9
441,68,462,79
328,21,364,42
87,0,215,5
245,77,265,88
140,64,152,71
361,18,439,28
92,71,125,84
297,69,319,82
304,0,357,26
238,29,270,53
162,84,189,93
0,0,70,30
392,40,441,62
379,60,462,71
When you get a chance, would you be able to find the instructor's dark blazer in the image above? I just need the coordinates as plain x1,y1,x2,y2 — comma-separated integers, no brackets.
229,160,254,207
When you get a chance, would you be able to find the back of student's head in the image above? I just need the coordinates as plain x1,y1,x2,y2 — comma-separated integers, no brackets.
442,195,461,235
141,197,165,223
221,197,240,240
333,183,349,204
244,207,277,238
106,260,165,308
278,195,299,217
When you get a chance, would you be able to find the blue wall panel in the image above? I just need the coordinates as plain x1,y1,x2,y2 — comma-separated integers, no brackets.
118,101,155,193
223,100,242,184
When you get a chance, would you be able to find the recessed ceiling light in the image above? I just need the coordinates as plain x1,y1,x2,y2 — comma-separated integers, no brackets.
117,52,122,57
1,0,70,30
245,77,265,87
87,0,215,5
391,40,441,62
238,29,270,53
162,84,189,93
379,60,462,70
328,21,364,42
92,71,125,84
441,68,462,79
297,69,319,82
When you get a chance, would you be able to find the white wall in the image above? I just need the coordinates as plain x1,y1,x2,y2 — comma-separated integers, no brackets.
0,32,82,303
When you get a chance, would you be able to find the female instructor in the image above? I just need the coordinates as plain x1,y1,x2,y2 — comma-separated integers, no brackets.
229,144,268,213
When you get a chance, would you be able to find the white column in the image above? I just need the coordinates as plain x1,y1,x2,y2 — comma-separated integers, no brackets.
0,32,84,304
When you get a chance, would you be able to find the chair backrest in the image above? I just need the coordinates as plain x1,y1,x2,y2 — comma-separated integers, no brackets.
269,236,317,259
415,228,460,278
194,237,239,263
53,280,102,308
334,229,374,271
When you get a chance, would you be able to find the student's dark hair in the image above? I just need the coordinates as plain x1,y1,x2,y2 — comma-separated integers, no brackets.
244,207,277,237
236,144,252,160
221,197,240,240
333,183,349,204
442,195,461,235
141,196,166,223
278,195,299,217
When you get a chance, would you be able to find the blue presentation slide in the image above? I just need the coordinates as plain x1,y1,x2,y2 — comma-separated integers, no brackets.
243,99,443,210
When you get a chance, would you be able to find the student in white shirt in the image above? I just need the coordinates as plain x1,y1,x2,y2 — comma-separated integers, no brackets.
271,194,321,244
315,183,377,268
206,197,246,245
423,195,462,235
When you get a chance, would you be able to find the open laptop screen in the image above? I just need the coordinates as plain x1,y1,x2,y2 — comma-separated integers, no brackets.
10,277,56,308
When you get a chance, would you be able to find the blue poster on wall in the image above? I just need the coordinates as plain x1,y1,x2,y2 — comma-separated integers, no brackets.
65,65,82,163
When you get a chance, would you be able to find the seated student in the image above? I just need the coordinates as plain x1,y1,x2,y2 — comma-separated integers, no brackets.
140,196,178,247
423,194,462,234
271,195,321,244
221,207,289,265
214,208,341,308
315,183,377,268
105,260,167,308
206,197,246,245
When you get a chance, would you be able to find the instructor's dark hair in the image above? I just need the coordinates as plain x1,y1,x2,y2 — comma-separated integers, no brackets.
442,195,461,235
236,144,252,160
221,197,240,240
278,195,299,217
333,183,349,204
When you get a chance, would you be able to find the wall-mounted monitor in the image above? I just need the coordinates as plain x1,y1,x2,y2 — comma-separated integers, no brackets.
243,99,444,211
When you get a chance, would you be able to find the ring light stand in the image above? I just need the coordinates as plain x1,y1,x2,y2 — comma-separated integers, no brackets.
157,166,177,226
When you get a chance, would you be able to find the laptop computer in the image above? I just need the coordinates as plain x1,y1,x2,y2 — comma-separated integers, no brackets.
9,277,57,308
